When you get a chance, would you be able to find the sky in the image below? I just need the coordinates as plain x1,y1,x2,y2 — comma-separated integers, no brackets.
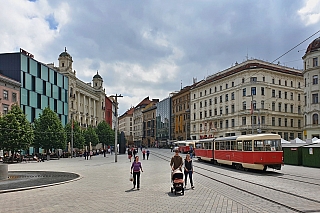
1,0,320,115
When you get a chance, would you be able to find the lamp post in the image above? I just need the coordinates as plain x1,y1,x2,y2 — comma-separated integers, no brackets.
110,94,123,162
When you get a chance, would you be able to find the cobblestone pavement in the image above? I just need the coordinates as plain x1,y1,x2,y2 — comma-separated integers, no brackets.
0,149,318,213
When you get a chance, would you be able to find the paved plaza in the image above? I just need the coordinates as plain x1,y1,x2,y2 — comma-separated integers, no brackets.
0,148,319,213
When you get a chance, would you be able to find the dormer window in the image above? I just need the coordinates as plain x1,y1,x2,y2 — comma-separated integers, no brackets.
62,62,65,67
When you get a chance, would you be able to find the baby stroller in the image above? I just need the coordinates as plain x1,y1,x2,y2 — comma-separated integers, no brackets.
171,169,184,195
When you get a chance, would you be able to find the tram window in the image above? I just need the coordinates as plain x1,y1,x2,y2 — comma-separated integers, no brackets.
208,142,212,150
231,141,237,150
237,141,243,151
254,140,264,151
264,139,281,151
243,140,252,151
196,143,202,149
225,141,230,150
220,142,225,150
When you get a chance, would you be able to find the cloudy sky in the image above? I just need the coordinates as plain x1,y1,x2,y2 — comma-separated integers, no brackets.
1,0,320,115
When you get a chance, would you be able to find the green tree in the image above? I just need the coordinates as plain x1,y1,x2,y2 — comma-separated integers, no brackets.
106,124,115,146
65,120,85,149
83,126,99,148
33,107,66,152
95,121,110,147
0,104,34,158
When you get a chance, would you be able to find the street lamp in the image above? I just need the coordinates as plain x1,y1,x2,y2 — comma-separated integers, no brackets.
110,94,123,162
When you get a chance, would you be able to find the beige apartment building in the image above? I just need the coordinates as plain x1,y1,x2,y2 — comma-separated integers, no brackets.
190,59,304,141
118,107,134,145
302,37,320,139
49,49,107,127
142,102,157,147
0,74,20,115
171,84,194,140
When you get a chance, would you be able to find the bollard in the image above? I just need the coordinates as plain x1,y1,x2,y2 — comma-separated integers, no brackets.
0,164,8,180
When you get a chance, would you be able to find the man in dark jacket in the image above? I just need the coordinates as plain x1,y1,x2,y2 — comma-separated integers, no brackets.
170,149,183,171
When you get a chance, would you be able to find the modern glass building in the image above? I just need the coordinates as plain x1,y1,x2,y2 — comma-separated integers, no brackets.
156,97,172,144
0,50,69,125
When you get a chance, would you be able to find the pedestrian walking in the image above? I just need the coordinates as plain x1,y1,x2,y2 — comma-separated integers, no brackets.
170,149,183,171
146,149,150,160
184,154,194,189
133,148,137,158
142,149,146,160
128,148,132,162
189,145,194,159
130,156,143,190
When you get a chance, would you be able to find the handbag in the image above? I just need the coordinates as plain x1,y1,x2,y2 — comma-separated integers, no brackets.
129,174,133,181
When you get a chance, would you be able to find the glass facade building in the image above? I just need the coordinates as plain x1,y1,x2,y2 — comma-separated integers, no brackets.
156,97,171,142
0,52,68,125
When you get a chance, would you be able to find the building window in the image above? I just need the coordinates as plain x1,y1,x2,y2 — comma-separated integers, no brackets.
200,112,202,119
284,92,287,99
261,116,265,124
242,117,246,125
298,82,301,88
225,120,229,128
284,104,287,112
225,94,228,102
62,62,64,67
12,93,17,102
290,104,294,113
272,102,275,111
225,106,228,114
298,106,301,114
220,96,222,103
298,94,300,101
3,90,8,100
205,90,207,96
285,81,287,86
242,78,245,83
291,81,293,87
209,109,212,117
231,92,235,100
209,99,212,105
231,119,235,127
242,101,246,110
291,119,293,127
231,104,235,113
261,87,265,96
243,88,246,96
291,92,293,100
204,100,207,107
262,76,265,82
194,103,196,109
313,75,318,85
250,77,257,82
220,85,222,91
278,91,281,98
220,121,223,129
272,117,275,126
194,94,196,99
215,87,217,92
220,107,223,115
232,82,234,87
278,103,281,112
200,92,202,97
214,108,217,115
214,97,217,104
313,57,318,67
226,83,228,89
209,88,212,94
272,78,275,84
3,104,9,115
261,101,264,109
279,79,281,85
298,119,301,128
204,111,207,118
313,114,319,124
251,87,256,95
200,102,202,108
193,113,196,120
272,90,275,97
285,118,287,127
312,93,319,104
278,118,281,126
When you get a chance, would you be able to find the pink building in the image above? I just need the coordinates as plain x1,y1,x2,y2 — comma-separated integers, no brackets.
0,74,20,115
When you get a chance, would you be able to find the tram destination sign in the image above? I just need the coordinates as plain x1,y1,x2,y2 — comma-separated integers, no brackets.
20,48,34,59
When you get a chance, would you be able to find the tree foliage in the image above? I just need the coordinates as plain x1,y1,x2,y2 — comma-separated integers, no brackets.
96,121,110,146
33,107,66,151
83,126,99,148
0,104,34,153
65,120,85,149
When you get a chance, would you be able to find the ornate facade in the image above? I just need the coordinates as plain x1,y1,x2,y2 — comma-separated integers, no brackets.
119,107,134,145
50,49,106,127
302,37,320,139
190,59,304,141
142,102,158,147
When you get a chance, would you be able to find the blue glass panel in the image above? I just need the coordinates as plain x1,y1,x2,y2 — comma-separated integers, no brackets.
57,100,63,114
64,102,68,115
61,89,65,103
41,95,48,109
21,88,28,105
29,59,37,76
49,98,54,110
57,73,63,87
21,55,28,72
25,106,32,122
35,109,43,119
49,69,54,84
64,76,69,90
29,91,37,108
46,82,51,97
25,73,32,90
52,85,58,99
36,78,43,94
41,65,48,81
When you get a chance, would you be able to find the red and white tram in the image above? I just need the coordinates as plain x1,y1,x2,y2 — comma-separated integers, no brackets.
194,134,283,171
174,141,196,154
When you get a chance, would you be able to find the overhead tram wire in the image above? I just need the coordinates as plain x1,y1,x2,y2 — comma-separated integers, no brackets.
236,29,320,87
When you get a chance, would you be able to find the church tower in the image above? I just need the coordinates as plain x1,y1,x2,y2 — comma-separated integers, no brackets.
92,71,103,90
58,47,73,74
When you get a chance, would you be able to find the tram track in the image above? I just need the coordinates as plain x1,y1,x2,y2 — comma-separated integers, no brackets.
152,150,320,213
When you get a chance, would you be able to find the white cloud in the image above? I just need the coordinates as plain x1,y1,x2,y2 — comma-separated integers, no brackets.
298,0,320,25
